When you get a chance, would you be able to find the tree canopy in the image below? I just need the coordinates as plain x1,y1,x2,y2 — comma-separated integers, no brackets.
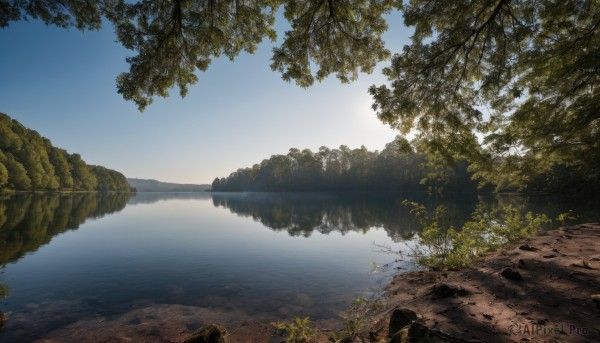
3,0,598,192
1,0,398,111
0,112,131,192
370,0,600,193
211,137,478,192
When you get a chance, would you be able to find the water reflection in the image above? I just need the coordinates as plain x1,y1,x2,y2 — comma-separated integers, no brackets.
127,192,211,205
0,192,132,335
211,192,481,240
0,193,132,267
0,191,597,342
211,192,600,239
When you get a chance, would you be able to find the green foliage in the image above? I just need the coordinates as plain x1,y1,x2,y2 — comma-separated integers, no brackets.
4,2,598,193
4,153,31,190
272,0,396,88
0,0,102,29
0,161,8,188
403,201,551,270
328,297,384,342
105,0,280,110
277,317,316,343
212,136,477,192
0,113,131,192
370,0,600,194
2,0,401,111
556,210,577,227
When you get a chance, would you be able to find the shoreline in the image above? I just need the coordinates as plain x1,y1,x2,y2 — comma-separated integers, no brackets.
365,223,600,343
7,224,600,342
205,223,600,342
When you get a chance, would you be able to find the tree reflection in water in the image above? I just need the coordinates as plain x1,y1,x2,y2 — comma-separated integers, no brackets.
211,192,482,240
0,192,132,329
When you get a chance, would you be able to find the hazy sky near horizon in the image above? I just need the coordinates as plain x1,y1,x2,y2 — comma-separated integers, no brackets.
0,11,411,184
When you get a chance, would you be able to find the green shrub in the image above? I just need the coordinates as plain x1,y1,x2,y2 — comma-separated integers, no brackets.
275,317,316,343
403,201,551,270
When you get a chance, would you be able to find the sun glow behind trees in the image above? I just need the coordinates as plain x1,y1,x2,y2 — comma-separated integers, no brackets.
1,1,598,192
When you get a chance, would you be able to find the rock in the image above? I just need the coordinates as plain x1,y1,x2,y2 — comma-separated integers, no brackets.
571,261,594,269
388,308,418,337
430,283,471,299
519,244,538,251
369,330,379,342
592,295,600,309
518,259,526,269
389,322,434,343
501,268,523,281
184,323,228,343
0,311,6,330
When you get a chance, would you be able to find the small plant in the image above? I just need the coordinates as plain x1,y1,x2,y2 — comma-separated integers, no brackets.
277,317,316,343
403,201,551,270
556,210,576,226
329,297,384,342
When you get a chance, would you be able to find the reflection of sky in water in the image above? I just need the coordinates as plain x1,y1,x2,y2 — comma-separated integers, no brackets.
0,194,404,341
1,192,599,341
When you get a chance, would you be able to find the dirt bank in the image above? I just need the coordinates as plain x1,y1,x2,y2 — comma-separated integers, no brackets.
368,223,600,342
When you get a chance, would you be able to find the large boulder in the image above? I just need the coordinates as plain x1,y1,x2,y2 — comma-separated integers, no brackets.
388,307,418,337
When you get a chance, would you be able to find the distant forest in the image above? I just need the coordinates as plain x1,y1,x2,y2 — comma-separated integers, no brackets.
212,136,600,194
211,138,479,192
128,178,210,192
0,113,131,192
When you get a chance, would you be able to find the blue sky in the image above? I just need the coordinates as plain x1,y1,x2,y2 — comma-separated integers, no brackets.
0,11,410,184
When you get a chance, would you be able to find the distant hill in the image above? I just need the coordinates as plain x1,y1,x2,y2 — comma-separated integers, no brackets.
0,112,131,192
128,178,210,192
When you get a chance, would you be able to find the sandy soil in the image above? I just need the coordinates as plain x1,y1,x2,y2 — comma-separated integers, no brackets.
369,223,600,342
8,224,599,342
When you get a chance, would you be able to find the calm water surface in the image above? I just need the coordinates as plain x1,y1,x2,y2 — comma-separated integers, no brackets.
0,192,597,341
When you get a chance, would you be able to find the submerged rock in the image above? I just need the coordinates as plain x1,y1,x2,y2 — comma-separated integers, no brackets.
184,323,227,343
388,308,418,337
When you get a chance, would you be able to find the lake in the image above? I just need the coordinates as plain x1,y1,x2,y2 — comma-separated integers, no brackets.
0,192,598,342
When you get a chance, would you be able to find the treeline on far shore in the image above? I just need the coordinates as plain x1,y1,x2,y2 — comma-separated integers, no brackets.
211,138,479,193
0,112,131,192
211,136,600,195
